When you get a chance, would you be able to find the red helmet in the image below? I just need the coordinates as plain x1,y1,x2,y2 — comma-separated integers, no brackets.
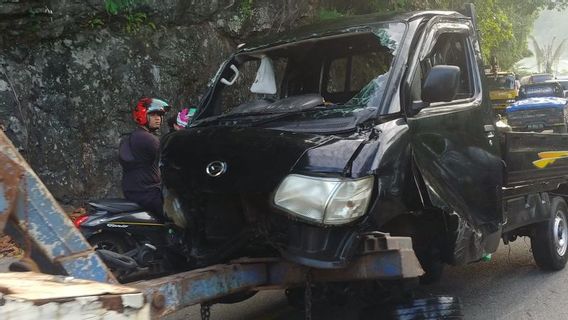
132,97,170,126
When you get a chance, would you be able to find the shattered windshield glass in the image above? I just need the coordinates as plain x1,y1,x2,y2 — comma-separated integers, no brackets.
199,22,406,123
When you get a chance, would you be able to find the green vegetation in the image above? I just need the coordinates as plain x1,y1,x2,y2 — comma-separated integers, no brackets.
103,0,153,34
87,17,105,29
319,0,568,69
104,0,140,15
125,12,148,33
530,36,567,73
318,9,345,20
240,0,255,20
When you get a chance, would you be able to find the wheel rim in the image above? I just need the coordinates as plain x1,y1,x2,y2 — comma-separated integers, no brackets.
553,210,568,256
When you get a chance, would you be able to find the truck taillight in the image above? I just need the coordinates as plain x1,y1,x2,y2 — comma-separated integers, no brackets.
74,215,89,228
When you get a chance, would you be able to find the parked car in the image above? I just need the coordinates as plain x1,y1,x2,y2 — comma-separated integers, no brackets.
518,81,564,100
546,79,568,98
520,73,554,85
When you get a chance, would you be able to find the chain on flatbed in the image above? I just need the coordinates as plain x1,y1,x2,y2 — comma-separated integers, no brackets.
200,303,211,320
304,270,313,320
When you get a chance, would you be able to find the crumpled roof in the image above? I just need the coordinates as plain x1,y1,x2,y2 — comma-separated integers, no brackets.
239,10,462,52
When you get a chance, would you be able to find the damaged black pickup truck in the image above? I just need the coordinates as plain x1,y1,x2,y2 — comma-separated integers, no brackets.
160,7,568,310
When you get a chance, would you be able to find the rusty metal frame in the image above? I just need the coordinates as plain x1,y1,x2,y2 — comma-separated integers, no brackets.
132,234,423,318
0,131,117,283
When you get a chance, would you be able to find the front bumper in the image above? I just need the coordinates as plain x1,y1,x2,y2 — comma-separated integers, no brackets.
283,222,361,268
271,232,424,283
509,122,565,132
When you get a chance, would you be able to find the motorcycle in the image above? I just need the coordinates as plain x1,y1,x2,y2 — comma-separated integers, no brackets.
74,198,190,282
74,195,262,282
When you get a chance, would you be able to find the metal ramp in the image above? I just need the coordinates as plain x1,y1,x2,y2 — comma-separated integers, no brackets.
0,131,116,283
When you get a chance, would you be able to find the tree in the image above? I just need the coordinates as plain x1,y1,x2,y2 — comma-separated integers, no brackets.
531,36,567,73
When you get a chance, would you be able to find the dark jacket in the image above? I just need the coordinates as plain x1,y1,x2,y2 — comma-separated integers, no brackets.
119,127,161,193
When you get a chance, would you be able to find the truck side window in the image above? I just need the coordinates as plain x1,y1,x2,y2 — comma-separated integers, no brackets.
421,33,474,100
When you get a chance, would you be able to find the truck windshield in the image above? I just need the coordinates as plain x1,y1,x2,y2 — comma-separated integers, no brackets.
199,22,405,122
487,74,515,90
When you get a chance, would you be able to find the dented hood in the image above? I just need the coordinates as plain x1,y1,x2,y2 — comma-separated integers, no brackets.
160,126,366,194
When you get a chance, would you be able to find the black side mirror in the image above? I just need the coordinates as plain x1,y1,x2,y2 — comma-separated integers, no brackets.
422,65,461,103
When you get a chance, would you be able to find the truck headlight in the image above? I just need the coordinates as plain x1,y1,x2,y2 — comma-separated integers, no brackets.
273,174,374,225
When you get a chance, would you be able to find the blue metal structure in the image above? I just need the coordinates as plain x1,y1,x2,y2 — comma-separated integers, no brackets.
132,235,423,318
0,131,117,283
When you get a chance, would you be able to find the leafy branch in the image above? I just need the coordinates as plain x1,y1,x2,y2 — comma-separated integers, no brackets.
103,0,154,33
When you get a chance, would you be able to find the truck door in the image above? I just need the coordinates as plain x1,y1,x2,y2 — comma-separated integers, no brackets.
404,19,503,250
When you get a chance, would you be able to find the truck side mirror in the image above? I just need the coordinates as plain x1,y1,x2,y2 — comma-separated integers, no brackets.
422,65,461,103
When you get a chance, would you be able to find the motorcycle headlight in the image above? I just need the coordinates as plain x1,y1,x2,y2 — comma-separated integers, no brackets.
273,174,374,225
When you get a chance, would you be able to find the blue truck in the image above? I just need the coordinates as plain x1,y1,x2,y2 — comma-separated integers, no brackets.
507,97,568,133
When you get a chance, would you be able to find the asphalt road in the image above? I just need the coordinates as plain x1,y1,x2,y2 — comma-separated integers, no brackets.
175,238,568,320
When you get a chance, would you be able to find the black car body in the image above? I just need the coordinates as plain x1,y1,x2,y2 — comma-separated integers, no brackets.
546,79,568,98
160,9,568,278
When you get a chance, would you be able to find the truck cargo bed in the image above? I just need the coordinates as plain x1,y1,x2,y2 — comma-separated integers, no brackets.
504,132,568,188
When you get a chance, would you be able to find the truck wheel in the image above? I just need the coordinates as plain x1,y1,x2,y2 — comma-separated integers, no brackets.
531,197,568,271
417,247,445,285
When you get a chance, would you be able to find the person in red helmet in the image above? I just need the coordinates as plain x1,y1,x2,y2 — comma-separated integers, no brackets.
119,97,170,216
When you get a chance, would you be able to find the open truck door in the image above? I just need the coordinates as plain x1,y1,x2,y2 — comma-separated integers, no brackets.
404,17,504,264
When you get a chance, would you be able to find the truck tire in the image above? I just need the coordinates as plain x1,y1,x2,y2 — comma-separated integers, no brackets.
531,197,568,271
417,246,445,284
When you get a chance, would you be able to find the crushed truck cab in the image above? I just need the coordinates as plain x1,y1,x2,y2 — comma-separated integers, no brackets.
161,6,568,288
